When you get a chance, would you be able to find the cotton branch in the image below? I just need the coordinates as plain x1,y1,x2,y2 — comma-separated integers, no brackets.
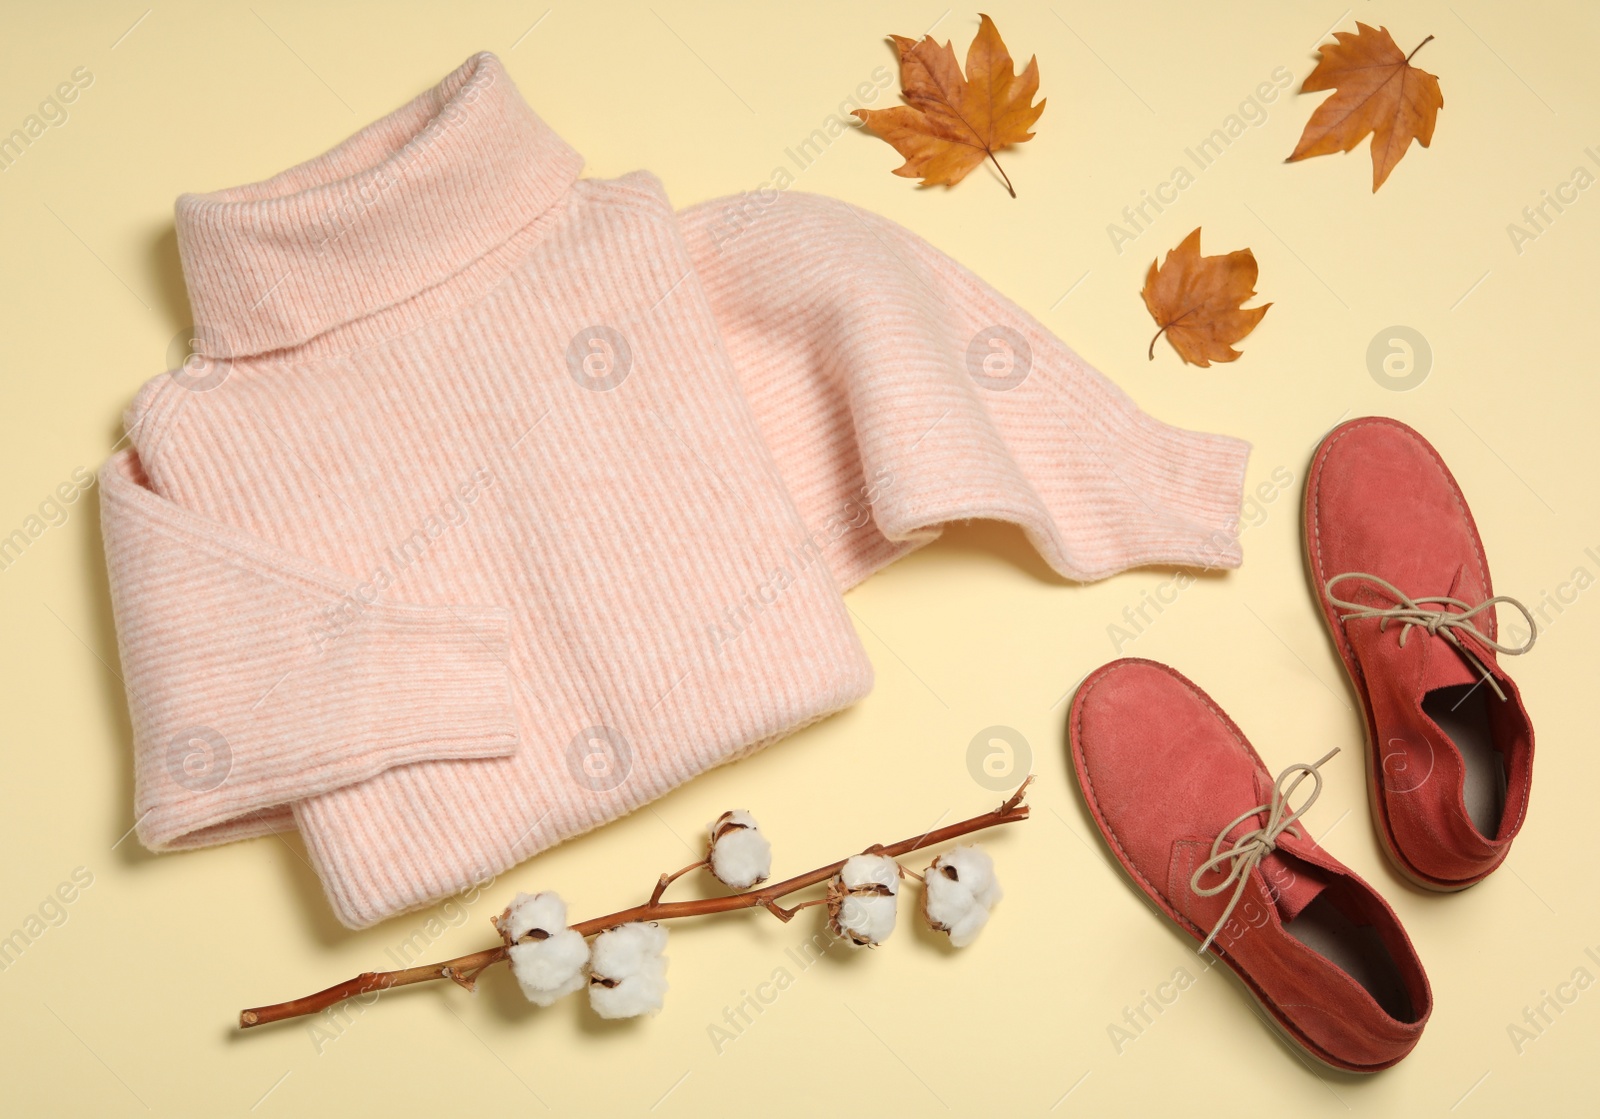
238,777,1033,1029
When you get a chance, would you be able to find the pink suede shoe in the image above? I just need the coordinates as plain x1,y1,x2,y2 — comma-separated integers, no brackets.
1069,659,1432,1072
1305,417,1537,890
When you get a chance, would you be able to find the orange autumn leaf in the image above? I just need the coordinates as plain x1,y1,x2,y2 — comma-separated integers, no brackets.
1287,23,1443,191
853,13,1044,197
1142,229,1270,367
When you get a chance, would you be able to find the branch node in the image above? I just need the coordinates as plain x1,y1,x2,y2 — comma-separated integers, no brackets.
999,774,1036,816
491,905,516,945
650,859,707,905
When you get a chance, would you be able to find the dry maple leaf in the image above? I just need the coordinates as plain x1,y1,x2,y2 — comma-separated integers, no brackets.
1287,23,1442,191
852,13,1044,197
1142,228,1270,367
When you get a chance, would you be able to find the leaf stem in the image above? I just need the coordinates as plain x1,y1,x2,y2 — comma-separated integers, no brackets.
988,149,1017,198
238,778,1034,1029
1148,308,1198,361
1405,35,1435,64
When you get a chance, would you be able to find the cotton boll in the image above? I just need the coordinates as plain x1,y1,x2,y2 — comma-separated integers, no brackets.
509,930,589,1006
588,922,669,1019
836,892,897,948
922,845,1003,948
498,891,569,943
934,845,1002,909
707,810,772,889
498,891,591,1006
828,853,900,947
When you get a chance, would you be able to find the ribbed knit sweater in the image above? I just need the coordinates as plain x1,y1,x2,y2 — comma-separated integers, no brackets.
100,52,1250,928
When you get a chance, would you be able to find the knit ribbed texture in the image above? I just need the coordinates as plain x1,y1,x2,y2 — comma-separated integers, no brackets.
99,52,1250,928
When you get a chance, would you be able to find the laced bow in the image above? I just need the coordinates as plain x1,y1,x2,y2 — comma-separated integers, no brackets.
1190,748,1338,955
1324,572,1536,702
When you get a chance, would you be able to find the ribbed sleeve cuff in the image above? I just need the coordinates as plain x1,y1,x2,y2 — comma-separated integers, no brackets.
306,601,520,772
141,603,520,852
1097,412,1252,575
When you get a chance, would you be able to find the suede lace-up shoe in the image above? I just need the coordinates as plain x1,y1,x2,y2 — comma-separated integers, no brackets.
1305,417,1537,889
1069,659,1432,1071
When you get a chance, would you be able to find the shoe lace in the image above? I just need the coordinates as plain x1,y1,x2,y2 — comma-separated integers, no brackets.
1324,571,1536,702
1190,748,1339,955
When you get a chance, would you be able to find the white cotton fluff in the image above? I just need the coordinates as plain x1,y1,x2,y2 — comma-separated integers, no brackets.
830,853,900,947
922,845,1003,948
588,922,669,1019
501,891,567,942
502,892,590,1007
707,809,772,889
509,932,589,1007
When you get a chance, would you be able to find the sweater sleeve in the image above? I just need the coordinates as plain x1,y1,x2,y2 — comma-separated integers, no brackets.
678,190,1250,588
99,450,520,852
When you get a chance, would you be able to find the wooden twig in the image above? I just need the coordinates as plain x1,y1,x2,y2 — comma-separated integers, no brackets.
238,777,1032,1029
649,859,707,905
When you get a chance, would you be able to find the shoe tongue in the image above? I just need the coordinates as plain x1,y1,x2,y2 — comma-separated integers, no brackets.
1244,772,1332,923
1416,563,1494,694
1260,848,1331,922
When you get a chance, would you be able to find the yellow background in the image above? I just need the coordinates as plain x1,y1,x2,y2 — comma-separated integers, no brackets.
2,1,1596,1115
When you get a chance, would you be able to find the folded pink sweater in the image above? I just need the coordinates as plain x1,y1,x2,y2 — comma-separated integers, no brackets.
100,52,1249,927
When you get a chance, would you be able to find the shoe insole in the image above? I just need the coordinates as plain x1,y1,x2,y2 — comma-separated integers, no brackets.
1423,683,1507,837
1284,893,1414,1022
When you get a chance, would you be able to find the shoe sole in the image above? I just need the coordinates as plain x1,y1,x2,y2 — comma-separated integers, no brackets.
1300,417,1494,893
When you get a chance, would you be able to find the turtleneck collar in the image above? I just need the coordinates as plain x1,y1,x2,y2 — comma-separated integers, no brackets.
174,52,583,358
